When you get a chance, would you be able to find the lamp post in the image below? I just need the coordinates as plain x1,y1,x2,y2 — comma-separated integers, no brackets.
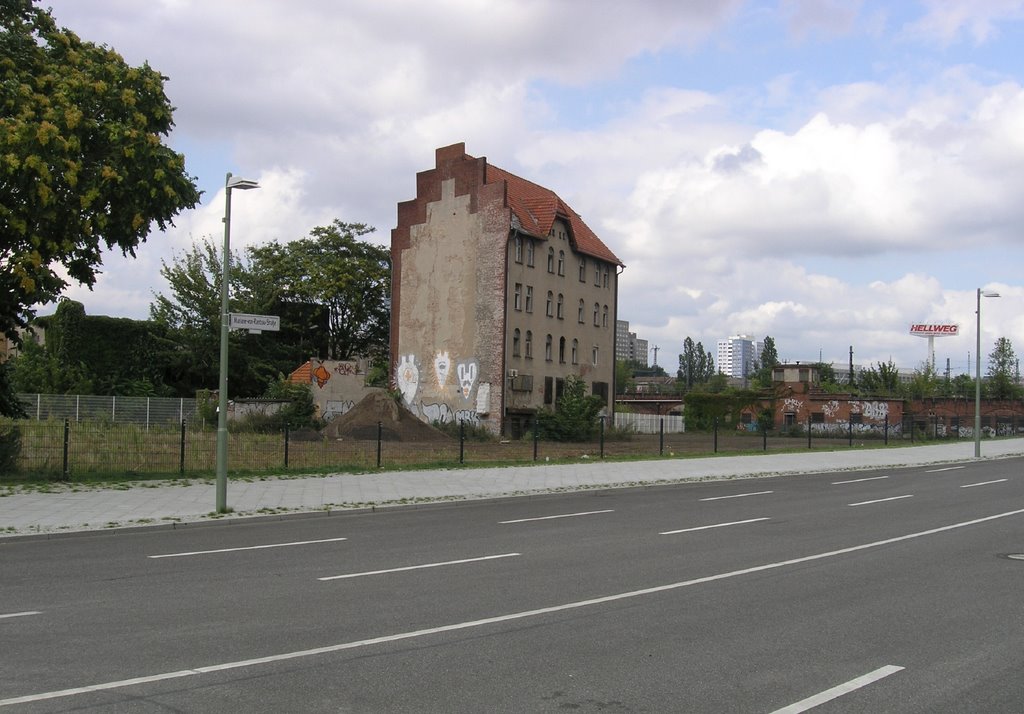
974,288,1000,458
216,172,259,512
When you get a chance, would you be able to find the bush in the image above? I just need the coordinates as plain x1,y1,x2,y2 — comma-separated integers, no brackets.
535,375,605,442
0,420,22,475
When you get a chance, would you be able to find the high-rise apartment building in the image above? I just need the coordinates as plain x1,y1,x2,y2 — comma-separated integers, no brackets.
716,335,762,379
615,320,648,367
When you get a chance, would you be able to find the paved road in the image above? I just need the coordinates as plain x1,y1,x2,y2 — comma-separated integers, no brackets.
2,453,1023,711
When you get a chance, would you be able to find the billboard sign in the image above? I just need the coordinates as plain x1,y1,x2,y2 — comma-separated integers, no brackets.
909,324,958,336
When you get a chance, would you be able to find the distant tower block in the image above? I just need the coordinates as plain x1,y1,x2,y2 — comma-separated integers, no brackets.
909,323,959,370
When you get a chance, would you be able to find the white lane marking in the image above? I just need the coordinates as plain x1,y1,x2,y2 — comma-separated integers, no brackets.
148,537,348,559
769,664,904,713
499,509,613,524
925,466,965,473
318,553,520,581
660,518,770,535
0,611,41,620
961,479,1008,488
699,490,774,502
832,476,889,485
7,508,1024,709
849,495,913,507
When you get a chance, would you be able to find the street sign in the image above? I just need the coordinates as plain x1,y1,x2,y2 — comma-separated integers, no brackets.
229,313,280,333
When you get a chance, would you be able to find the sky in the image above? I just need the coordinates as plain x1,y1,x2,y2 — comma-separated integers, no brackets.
40,0,1024,377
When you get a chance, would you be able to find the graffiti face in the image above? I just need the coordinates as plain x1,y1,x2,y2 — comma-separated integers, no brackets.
457,361,478,399
395,355,419,405
312,364,331,388
434,352,451,388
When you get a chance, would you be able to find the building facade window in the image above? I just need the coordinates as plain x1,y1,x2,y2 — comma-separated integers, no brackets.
513,283,522,311
545,334,553,361
592,345,599,365
593,303,600,326
547,247,555,273
525,330,533,358
571,339,578,364
514,236,522,264
577,299,585,323
526,240,535,267
578,257,586,282
546,291,554,317
512,328,521,357
557,250,565,276
559,336,566,364
556,293,564,319
602,304,608,327
525,286,533,313
602,267,609,288
594,262,601,286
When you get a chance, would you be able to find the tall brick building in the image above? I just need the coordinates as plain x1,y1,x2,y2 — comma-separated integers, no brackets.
390,143,623,436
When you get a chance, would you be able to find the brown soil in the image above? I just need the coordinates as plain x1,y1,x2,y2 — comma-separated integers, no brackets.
322,390,453,442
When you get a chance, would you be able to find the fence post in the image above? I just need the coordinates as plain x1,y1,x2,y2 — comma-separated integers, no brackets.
533,416,539,461
659,418,664,456
112,395,116,423
146,397,151,431
910,415,914,443
884,415,889,445
599,415,605,459
180,419,186,474
807,414,812,449
284,423,290,468
376,421,383,468
713,417,718,453
763,424,767,452
848,416,853,446
62,418,70,480
459,420,465,464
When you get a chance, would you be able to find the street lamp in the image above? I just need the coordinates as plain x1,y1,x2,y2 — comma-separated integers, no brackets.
974,288,1000,458
216,172,259,512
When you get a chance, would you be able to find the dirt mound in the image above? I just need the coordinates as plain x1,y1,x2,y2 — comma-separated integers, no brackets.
322,391,452,442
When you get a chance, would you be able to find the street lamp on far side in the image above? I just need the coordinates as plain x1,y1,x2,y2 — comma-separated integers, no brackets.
216,172,259,512
974,288,1000,458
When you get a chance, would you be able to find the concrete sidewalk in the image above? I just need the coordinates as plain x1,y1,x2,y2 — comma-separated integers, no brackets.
2,439,1022,539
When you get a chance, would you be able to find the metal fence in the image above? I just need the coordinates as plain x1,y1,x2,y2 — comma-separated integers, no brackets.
4,416,1018,482
17,394,200,428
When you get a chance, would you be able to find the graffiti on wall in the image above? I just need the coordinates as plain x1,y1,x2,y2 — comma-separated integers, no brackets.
822,400,840,418
312,363,331,388
784,398,802,414
457,360,478,399
395,355,420,405
434,351,451,388
323,400,355,420
851,401,889,421
476,382,491,414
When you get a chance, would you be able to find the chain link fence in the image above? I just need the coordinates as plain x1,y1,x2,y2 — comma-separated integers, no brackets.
17,394,200,427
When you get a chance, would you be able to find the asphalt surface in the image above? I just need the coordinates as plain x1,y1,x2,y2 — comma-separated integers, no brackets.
2,439,1023,539
2,448,1023,712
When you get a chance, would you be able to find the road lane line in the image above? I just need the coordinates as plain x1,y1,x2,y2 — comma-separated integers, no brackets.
849,495,913,507
8,508,1024,709
318,553,521,581
699,491,773,502
0,611,41,620
961,479,1008,488
769,664,904,713
832,476,889,485
925,466,965,473
148,537,348,559
660,518,770,535
499,509,613,524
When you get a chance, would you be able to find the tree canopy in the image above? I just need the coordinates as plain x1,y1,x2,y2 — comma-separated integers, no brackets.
677,337,715,390
987,337,1021,399
1,0,199,414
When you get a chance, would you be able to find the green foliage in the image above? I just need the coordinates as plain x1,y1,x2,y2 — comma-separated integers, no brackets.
614,360,634,394
858,360,901,396
431,419,496,442
987,337,1021,399
677,337,715,391
0,0,199,343
0,419,22,473
752,335,779,387
262,377,320,430
905,363,941,400
535,374,605,441
0,362,27,418
248,221,391,361
684,388,763,431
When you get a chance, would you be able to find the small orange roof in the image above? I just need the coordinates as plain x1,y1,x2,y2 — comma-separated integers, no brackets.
288,360,312,385
484,163,623,267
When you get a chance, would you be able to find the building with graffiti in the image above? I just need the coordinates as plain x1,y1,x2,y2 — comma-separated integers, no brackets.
390,143,624,436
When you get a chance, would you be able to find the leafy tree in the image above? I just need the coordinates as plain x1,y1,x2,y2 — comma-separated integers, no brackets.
0,0,199,349
858,359,902,396
614,360,634,394
987,337,1021,399
248,221,390,361
906,362,941,400
535,374,605,441
752,336,779,387
677,337,715,390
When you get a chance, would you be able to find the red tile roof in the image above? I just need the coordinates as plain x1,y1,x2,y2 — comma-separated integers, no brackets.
288,360,312,385
484,163,623,267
